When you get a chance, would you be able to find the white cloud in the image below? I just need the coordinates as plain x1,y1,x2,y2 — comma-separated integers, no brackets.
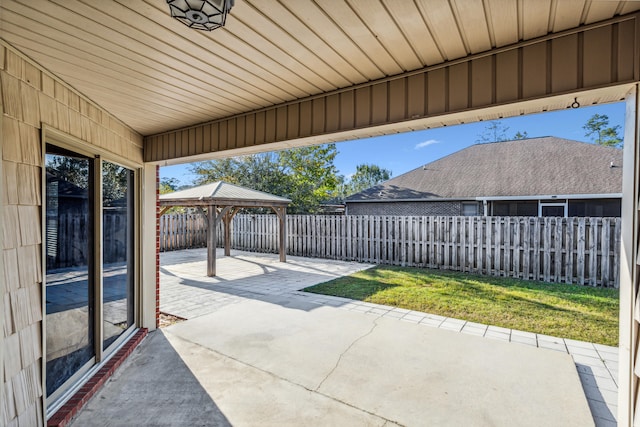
414,139,440,150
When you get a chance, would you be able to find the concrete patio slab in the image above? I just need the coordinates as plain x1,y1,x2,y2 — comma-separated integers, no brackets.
164,296,593,427
69,249,614,426
71,329,393,427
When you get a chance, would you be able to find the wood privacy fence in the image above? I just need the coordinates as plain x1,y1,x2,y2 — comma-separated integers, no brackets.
47,213,130,269
159,214,622,288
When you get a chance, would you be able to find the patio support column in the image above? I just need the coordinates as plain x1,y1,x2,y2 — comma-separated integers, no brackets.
207,205,217,277
141,163,158,331
619,83,640,426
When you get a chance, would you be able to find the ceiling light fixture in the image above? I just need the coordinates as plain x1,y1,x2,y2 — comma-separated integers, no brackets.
167,0,234,31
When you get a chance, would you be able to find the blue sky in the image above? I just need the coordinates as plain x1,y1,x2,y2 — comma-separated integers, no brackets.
160,102,625,186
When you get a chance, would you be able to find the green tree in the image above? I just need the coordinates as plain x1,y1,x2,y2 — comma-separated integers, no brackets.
46,156,131,206
476,121,509,143
583,113,623,147
513,131,528,140
160,177,180,195
278,144,339,213
189,144,340,214
102,161,131,206
476,121,529,143
46,155,89,189
346,164,392,196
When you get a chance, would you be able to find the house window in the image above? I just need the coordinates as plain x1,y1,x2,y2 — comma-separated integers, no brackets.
44,143,138,407
568,199,622,217
491,201,538,216
462,203,478,216
539,201,567,217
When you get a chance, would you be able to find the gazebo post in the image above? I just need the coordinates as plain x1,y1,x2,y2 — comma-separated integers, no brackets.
224,207,242,257
159,182,291,276
223,208,233,256
207,205,217,277
279,207,286,262
272,206,287,263
223,214,231,256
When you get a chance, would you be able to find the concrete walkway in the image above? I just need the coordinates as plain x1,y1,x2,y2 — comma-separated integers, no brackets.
70,248,616,426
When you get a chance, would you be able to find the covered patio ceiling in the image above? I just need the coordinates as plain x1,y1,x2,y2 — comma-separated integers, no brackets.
1,0,639,139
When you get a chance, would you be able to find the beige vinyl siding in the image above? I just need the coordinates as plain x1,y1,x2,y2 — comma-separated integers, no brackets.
4,2,639,136
144,14,640,163
0,42,143,426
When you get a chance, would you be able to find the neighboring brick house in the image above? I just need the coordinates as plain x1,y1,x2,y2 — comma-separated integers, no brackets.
345,137,622,217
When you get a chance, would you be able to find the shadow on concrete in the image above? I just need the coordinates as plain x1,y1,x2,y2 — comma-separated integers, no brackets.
159,249,363,315
575,363,617,425
161,247,361,280
163,271,340,315
69,330,231,427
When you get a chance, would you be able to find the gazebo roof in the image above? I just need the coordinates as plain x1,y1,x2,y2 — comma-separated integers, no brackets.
159,181,291,207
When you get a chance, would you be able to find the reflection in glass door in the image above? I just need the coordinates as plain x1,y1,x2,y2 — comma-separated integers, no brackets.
45,147,95,398
45,145,138,406
102,161,135,349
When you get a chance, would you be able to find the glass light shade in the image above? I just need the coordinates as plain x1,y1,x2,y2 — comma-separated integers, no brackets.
167,0,234,31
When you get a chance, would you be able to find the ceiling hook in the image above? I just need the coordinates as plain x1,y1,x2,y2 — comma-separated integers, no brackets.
571,97,580,109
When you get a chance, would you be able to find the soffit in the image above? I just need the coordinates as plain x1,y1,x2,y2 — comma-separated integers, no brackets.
1,0,639,136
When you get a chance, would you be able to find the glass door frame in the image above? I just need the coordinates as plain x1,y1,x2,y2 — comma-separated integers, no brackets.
41,126,142,414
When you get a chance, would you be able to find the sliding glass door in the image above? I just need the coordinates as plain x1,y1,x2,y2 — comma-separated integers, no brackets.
45,145,137,404
102,161,135,349
45,147,95,398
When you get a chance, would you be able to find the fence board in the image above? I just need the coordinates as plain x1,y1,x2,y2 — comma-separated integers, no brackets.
476,218,483,274
158,213,621,287
589,218,598,287
512,218,520,279
485,218,492,275
577,218,586,285
567,219,574,283
466,217,476,271
543,218,551,282
554,219,563,284
601,218,610,287
532,218,540,282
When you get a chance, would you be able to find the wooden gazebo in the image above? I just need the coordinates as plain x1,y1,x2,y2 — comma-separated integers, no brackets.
159,182,291,276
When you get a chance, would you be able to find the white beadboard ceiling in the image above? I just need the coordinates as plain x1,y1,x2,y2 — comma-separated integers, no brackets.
1,0,639,136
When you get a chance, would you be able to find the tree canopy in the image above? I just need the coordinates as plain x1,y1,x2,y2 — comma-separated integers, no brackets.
583,113,622,148
345,164,392,196
159,177,181,195
189,145,340,214
476,121,529,143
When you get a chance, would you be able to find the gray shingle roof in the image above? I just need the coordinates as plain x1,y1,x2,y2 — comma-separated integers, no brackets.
160,181,291,204
346,137,622,202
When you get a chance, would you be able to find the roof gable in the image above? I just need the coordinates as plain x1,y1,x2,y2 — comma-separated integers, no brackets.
160,181,291,204
347,137,623,201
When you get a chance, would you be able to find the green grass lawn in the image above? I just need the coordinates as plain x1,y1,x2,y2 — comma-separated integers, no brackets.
304,266,619,346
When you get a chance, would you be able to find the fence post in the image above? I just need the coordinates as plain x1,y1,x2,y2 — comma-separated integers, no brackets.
156,213,621,287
